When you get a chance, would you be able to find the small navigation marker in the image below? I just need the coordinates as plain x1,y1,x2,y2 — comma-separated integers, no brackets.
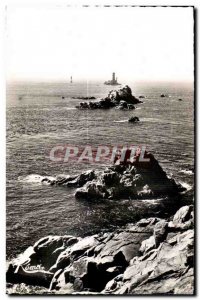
70,76,73,83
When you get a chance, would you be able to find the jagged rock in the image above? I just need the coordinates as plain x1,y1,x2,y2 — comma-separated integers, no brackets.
50,235,99,273
127,104,135,109
95,231,151,268
168,205,194,231
38,151,184,202
64,170,96,187
153,220,168,247
75,151,184,200
70,257,93,280
112,229,194,294
139,236,156,254
173,205,193,224
115,101,135,110
174,267,194,294
49,269,66,290
110,85,140,104
73,278,84,291
136,217,161,227
103,274,124,293
41,170,96,188
7,206,194,295
128,116,140,123
75,85,141,109
6,235,74,287
54,174,78,185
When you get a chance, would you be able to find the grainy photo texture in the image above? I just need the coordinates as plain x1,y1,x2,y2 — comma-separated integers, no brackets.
6,5,195,295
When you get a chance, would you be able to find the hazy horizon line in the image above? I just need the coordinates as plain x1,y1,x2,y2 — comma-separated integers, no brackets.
6,78,194,85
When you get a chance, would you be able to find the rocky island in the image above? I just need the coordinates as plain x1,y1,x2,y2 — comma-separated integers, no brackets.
75,85,141,110
40,150,186,200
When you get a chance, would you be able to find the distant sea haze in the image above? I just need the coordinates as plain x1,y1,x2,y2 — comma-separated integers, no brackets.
6,81,194,258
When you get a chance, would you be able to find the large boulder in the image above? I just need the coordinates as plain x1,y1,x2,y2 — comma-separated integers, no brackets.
168,205,194,231
103,229,194,295
6,236,73,287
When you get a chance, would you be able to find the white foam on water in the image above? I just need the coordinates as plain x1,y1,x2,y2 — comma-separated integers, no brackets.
179,169,193,175
179,181,193,192
141,198,164,203
18,174,55,184
113,120,128,123
65,107,76,110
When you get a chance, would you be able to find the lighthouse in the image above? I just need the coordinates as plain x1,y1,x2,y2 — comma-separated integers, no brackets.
112,72,116,83
104,72,120,85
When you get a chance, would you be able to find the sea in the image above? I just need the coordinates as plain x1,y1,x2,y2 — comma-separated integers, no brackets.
6,80,194,259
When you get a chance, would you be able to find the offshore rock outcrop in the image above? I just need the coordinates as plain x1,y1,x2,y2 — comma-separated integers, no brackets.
72,96,96,100
75,85,141,110
41,151,185,200
128,116,140,123
6,205,194,295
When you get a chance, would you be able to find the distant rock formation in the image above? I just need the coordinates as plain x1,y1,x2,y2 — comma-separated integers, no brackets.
75,85,141,110
128,116,140,123
7,205,194,295
72,96,96,100
160,94,169,98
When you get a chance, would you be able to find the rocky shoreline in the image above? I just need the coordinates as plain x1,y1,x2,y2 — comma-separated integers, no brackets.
7,205,194,295
7,149,194,295
7,84,194,295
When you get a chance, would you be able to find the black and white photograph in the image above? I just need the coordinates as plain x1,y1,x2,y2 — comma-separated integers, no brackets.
5,4,195,295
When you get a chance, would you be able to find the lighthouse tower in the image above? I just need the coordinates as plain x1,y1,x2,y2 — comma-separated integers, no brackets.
104,72,120,85
112,72,116,84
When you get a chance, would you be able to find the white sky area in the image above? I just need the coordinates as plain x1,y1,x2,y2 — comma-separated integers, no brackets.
6,6,194,82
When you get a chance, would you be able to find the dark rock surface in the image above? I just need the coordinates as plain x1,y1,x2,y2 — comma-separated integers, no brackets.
39,151,185,201
160,94,169,98
75,85,141,110
7,205,194,295
74,151,185,200
128,116,140,123
72,96,96,100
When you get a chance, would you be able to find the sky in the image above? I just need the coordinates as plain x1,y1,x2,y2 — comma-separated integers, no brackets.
6,5,194,82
